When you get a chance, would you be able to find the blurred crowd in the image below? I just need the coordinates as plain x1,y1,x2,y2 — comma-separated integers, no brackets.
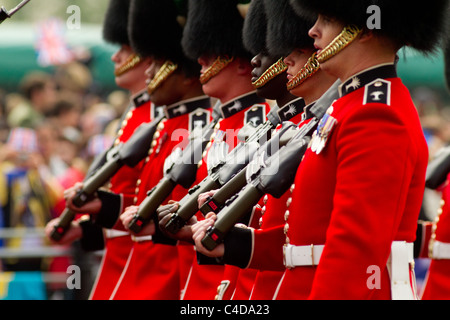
0,61,128,298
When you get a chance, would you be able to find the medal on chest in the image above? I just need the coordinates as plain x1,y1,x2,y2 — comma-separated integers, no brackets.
310,106,338,155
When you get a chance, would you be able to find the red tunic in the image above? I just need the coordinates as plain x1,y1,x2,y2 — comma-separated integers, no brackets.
90,90,154,300
110,96,212,300
232,98,308,300
273,65,427,299
421,173,450,300
181,91,269,300
249,133,305,299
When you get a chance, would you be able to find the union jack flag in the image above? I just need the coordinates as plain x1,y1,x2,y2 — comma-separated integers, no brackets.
35,18,74,67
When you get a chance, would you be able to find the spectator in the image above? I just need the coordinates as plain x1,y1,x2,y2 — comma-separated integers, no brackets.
7,72,58,129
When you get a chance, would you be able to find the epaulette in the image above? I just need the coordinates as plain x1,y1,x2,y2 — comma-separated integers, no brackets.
244,104,266,127
363,78,392,106
189,108,211,132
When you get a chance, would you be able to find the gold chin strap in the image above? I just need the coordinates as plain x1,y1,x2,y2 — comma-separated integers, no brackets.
115,54,142,77
252,57,288,89
147,60,178,94
200,56,234,85
286,52,320,91
286,25,362,91
316,25,362,64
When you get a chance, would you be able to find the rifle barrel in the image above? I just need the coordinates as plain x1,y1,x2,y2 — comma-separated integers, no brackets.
128,177,177,234
201,183,263,251
50,208,76,241
165,176,220,234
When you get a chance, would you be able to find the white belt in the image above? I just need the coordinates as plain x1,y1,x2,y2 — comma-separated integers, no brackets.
105,229,130,239
283,241,417,300
283,244,324,268
430,240,450,259
387,241,417,300
131,235,153,242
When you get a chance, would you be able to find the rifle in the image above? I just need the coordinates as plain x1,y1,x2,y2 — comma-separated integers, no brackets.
425,145,450,189
200,81,341,250
198,120,301,216
50,115,165,241
163,104,301,235
127,102,223,233
0,0,31,24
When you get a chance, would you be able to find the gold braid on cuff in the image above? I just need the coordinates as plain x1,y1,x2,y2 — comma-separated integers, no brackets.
200,56,234,85
317,25,362,64
147,60,178,94
252,57,288,89
114,54,142,77
286,52,320,91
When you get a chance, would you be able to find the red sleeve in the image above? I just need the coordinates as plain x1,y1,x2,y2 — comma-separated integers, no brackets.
248,225,286,271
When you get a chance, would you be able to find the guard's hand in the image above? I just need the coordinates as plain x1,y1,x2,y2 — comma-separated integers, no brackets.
64,182,102,214
45,218,82,245
157,200,197,243
192,212,224,258
197,189,218,208
120,205,155,235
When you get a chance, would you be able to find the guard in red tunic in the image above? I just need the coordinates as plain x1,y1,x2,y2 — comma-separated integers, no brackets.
420,172,450,299
75,0,210,300
194,0,448,300
157,0,269,300
417,34,450,300
192,0,336,300
238,0,337,300
274,0,446,300
44,0,155,300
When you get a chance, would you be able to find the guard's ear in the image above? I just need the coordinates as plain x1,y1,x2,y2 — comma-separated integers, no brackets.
235,57,252,76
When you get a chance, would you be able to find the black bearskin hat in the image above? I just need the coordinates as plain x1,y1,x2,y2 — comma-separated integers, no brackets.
102,0,130,45
444,10,450,92
128,0,199,77
182,0,252,61
128,0,184,61
289,0,449,54
265,0,315,58
242,0,268,56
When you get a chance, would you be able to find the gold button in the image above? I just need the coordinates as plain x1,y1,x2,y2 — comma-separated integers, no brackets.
263,195,269,204
284,210,290,221
261,206,266,215
284,223,289,235
286,197,292,208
